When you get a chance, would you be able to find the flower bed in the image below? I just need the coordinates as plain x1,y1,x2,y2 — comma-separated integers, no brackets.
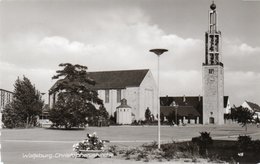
72,132,113,158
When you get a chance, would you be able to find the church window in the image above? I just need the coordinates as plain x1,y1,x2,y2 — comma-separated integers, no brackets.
105,90,109,103
215,54,219,63
210,54,214,64
214,36,219,51
209,69,214,74
209,35,214,51
117,89,121,103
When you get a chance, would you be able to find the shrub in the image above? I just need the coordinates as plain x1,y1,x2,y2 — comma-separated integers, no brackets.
145,108,152,122
252,140,260,151
177,142,199,158
108,145,118,156
142,141,157,151
161,142,177,160
131,120,138,125
237,135,252,151
136,151,148,161
192,132,213,156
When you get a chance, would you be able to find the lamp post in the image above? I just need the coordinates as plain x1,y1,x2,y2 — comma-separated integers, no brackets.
149,48,168,149
172,101,178,125
170,101,178,125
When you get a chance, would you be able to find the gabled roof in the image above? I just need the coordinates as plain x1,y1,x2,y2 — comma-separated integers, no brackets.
87,69,149,90
50,69,149,91
160,96,203,114
160,96,202,107
224,96,229,108
161,106,200,117
0,88,14,94
246,101,260,112
160,96,229,113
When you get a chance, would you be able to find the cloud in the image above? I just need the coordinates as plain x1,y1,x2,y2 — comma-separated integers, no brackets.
223,40,260,73
225,71,260,105
39,36,85,53
160,70,202,97
225,41,260,56
238,44,260,54
0,60,55,102
0,4,259,106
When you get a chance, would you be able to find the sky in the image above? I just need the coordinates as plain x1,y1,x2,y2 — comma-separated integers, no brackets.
0,0,259,106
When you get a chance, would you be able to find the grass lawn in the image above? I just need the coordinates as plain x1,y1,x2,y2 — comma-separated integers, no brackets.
1,124,260,164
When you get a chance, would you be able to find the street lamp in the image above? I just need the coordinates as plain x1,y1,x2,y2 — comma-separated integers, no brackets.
149,48,168,149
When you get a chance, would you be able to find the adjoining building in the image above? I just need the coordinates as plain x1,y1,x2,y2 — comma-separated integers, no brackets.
0,88,14,128
160,96,230,124
37,104,52,128
116,98,132,124
49,69,158,122
242,101,260,119
0,89,13,111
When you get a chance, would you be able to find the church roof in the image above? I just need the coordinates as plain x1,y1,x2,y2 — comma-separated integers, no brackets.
50,69,149,91
245,101,260,112
87,69,149,90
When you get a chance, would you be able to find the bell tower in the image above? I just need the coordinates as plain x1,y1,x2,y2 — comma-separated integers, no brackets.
202,2,224,125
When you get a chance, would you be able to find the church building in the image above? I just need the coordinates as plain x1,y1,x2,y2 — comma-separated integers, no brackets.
49,69,158,122
202,2,225,125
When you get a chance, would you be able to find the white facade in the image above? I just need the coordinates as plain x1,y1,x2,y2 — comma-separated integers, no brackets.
0,89,14,129
97,70,157,121
116,107,132,124
242,101,252,111
203,65,224,125
116,99,132,124
242,101,260,119
0,89,13,111
49,70,158,122
224,98,231,114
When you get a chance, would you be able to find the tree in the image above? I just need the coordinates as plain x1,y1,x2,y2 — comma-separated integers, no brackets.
49,63,109,129
160,112,165,123
145,107,151,122
255,116,260,124
166,111,175,125
2,76,44,128
231,106,255,132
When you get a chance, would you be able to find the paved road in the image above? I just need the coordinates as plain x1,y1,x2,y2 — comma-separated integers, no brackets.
1,124,260,164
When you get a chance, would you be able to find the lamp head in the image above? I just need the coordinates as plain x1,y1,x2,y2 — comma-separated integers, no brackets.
150,49,168,56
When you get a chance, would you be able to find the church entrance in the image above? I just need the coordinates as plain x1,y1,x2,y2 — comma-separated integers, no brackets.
209,117,215,124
